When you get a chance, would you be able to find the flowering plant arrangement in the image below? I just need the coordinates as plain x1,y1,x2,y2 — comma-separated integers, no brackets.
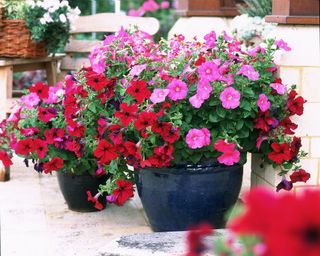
1,28,309,208
0,118,14,169
22,0,80,54
186,186,320,256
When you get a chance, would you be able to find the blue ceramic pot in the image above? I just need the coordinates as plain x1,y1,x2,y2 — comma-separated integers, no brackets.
136,163,243,231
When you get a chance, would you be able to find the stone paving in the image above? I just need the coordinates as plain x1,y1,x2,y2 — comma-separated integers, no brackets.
0,156,250,256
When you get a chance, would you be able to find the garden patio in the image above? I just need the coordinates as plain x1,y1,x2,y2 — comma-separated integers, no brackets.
1,0,320,255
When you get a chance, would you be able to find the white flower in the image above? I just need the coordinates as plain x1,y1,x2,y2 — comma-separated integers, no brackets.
42,12,53,23
60,1,69,7
59,14,67,23
26,0,36,7
40,18,46,25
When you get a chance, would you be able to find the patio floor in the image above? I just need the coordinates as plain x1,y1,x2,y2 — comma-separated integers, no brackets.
0,156,251,256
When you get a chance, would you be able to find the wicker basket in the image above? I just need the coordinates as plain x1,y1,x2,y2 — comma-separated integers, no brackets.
0,8,47,58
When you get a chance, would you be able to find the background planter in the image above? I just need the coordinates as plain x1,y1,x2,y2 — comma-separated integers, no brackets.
0,166,10,182
57,171,108,212
136,162,243,232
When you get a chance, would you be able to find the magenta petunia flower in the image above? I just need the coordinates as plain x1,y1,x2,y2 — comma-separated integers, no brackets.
89,47,106,74
189,94,204,108
270,82,287,95
150,88,170,104
197,79,212,100
129,64,147,77
237,65,260,81
204,31,216,48
220,87,240,109
198,61,220,82
275,39,291,51
186,128,210,149
167,79,188,101
257,94,271,112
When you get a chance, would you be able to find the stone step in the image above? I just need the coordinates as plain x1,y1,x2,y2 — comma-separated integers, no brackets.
96,230,228,256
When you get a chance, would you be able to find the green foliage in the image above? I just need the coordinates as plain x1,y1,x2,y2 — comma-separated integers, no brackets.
3,0,26,20
239,0,272,17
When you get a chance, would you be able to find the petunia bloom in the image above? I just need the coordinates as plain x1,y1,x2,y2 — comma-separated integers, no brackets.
257,94,271,112
290,169,310,183
268,142,291,164
186,128,211,149
270,81,287,95
189,94,204,109
204,31,216,48
150,88,170,104
108,179,134,206
43,157,64,174
220,87,240,109
0,150,13,168
126,80,151,104
115,102,138,127
237,65,260,81
275,39,291,51
198,61,220,82
87,191,104,210
197,79,212,100
29,81,49,99
93,139,118,164
166,79,188,101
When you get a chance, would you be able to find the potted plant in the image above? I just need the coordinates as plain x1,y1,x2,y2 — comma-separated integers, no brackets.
6,81,109,212
0,118,14,182
83,29,307,230
0,0,80,57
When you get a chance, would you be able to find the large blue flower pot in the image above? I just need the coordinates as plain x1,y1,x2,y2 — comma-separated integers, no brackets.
136,163,243,231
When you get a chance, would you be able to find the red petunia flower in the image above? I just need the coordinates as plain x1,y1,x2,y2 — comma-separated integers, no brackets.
38,107,56,123
93,139,118,164
229,187,320,256
254,111,277,132
44,128,65,144
29,82,49,99
43,157,64,173
268,142,292,165
146,144,174,168
108,124,123,145
290,169,310,183
280,116,298,135
161,125,180,144
34,138,48,159
108,179,134,206
287,90,306,116
115,102,138,127
126,80,151,104
67,120,85,138
87,191,104,210
134,111,157,131
186,223,213,256
85,71,113,92
15,138,35,155
290,136,302,159
0,150,13,167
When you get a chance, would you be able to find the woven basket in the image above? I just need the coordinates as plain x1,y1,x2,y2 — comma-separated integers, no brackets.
0,9,47,58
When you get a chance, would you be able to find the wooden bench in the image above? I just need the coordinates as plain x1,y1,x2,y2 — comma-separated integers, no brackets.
59,13,160,78
0,54,64,119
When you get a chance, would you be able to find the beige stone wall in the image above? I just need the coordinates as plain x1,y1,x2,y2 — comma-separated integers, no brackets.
252,25,320,190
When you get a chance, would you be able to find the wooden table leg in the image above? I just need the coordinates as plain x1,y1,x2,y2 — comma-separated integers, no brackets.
45,60,57,86
0,66,13,120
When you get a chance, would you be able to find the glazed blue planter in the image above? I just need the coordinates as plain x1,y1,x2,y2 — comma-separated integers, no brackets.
136,163,243,231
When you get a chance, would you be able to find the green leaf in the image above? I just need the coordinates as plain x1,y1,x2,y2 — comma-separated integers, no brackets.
216,107,226,118
209,113,220,123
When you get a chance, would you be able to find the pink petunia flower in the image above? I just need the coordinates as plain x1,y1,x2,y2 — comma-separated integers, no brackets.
142,0,160,12
189,94,204,108
237,65,260,81
89,47,106,74
161,1,170,9
204,31,216,48
218,150,240,166
150,88,170,104
129,64,147,77
257,94,271,112
20,93,40,109
270,82,287,95
186,128,210,149
201,128,211,146
220,87,240,109
198,61,220,82
275,39,291,51
197,79,212,100
167,79,188,101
